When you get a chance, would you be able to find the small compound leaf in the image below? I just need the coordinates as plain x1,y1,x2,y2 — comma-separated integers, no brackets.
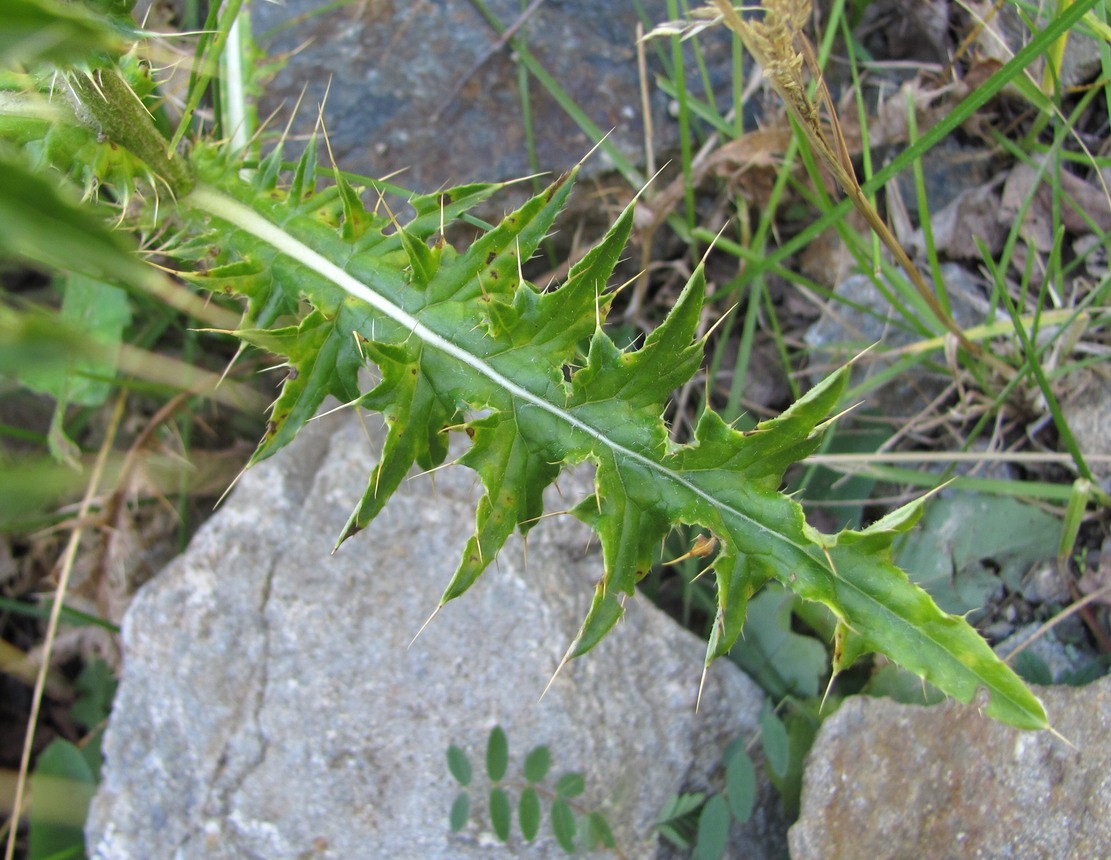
518,786,541,841
655,793,703,850
691,794,730,860
523,745,551,783
550,798,576,853
554,772,585,799
585,811,616,850
486,726,508,781
658,792,705,823
489,787,511,841
449,791,470,833
447,745,472,786
1058,662,1103,687
725,749,756,823
658,823,692,851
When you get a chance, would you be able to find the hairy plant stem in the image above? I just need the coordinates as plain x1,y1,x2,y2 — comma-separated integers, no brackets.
67,67,194,197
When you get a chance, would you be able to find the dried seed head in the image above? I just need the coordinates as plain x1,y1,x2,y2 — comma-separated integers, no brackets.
722,0,813,114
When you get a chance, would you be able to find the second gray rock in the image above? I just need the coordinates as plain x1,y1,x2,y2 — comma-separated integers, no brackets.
87,410,786,858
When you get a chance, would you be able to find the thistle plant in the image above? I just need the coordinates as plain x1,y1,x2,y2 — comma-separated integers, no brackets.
3,12,1053,849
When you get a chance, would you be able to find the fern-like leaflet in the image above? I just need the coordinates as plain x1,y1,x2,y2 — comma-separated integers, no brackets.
182,142,1046,731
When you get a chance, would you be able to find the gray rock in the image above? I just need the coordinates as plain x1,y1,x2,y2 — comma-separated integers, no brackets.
87,409,786,858
251,0,732,195
790,677,1111,860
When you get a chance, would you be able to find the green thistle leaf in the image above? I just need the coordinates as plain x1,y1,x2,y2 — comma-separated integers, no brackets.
184,159,1048,731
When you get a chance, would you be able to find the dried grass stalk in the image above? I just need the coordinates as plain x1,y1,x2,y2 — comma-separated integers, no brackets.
711,0,1011,378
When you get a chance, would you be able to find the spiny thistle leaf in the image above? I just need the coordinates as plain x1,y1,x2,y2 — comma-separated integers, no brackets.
182,147,1047,731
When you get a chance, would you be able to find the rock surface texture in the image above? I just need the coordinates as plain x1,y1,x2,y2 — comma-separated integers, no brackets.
87,411,786,858
789,677,1111,860
251,0,731,193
